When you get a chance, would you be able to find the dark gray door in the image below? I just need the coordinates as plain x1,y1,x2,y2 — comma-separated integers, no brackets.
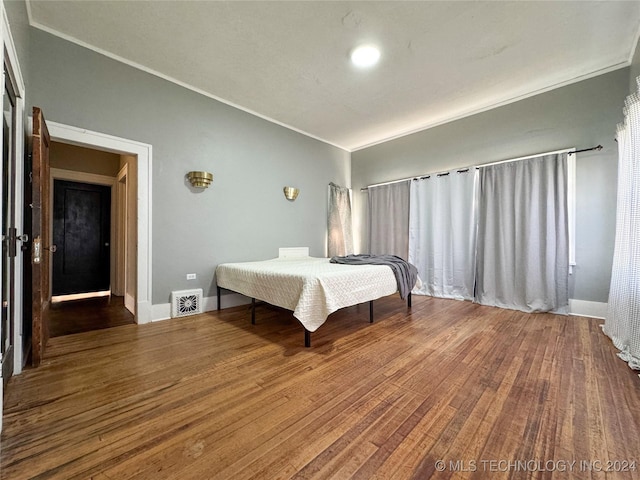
1,70,17,386
52,180,111,296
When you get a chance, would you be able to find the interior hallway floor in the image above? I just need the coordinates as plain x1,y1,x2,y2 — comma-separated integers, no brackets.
49,294,135,337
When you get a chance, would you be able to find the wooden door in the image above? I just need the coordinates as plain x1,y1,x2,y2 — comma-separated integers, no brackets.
53,180,111,295
31,107,51,367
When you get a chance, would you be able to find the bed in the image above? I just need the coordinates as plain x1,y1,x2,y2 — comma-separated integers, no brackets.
216,251,415,346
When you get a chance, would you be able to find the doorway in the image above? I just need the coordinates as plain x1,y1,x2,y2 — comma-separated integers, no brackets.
44,120,152,326
48,142,136,335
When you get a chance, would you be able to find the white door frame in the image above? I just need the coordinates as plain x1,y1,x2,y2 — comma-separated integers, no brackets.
115,163,135,315
114,163,128,298
46,121,152,324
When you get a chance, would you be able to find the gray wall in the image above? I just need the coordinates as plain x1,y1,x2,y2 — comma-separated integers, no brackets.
630,35,640,93
352,69,629,303
23,28,349,305
4,0,30,91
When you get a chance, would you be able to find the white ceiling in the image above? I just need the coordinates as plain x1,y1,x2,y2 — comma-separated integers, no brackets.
27,1,640,151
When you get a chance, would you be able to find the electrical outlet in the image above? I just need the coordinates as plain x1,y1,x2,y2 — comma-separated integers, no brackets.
186,273,196,280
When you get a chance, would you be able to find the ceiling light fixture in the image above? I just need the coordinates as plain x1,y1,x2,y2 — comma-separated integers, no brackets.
350,45,381,68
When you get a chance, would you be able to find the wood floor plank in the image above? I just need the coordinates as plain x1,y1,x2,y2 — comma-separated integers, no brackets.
2,296,640,479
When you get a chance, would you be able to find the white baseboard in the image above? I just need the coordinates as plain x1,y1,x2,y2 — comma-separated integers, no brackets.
150,293,251,322
203,293,250,311
149,295,606,321
151,303,171,322
569,299,608,319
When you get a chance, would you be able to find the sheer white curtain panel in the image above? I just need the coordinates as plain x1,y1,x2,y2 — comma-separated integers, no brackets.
604,80,640,372
409,170,479,299
327,183,353,257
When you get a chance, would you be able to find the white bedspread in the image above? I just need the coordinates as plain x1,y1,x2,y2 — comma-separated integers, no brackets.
215,256,399,332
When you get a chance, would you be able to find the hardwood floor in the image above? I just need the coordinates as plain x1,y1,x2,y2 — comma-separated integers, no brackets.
1,296,639,479
49,294,135,337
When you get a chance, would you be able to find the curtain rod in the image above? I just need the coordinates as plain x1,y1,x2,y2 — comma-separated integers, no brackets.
569,144,603,155
360,145,602,191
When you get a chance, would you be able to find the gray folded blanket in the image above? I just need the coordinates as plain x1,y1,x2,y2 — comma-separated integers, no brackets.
330,254,418,300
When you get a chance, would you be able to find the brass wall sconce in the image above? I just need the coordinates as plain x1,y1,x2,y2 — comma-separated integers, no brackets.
187,171,213,188
283,186,299,201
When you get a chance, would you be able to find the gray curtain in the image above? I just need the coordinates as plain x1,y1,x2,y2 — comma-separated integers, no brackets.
475,153,569,313
327,182,353,257
368,180,410,259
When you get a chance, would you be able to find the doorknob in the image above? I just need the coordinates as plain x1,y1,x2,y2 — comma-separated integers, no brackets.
15,233,28,242
44,244,57,253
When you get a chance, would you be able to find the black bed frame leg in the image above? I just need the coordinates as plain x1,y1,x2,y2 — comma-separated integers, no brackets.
369,300,374,323
304,329,311,348
217,286,221,310
408,292,412,308
251,298,256,325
